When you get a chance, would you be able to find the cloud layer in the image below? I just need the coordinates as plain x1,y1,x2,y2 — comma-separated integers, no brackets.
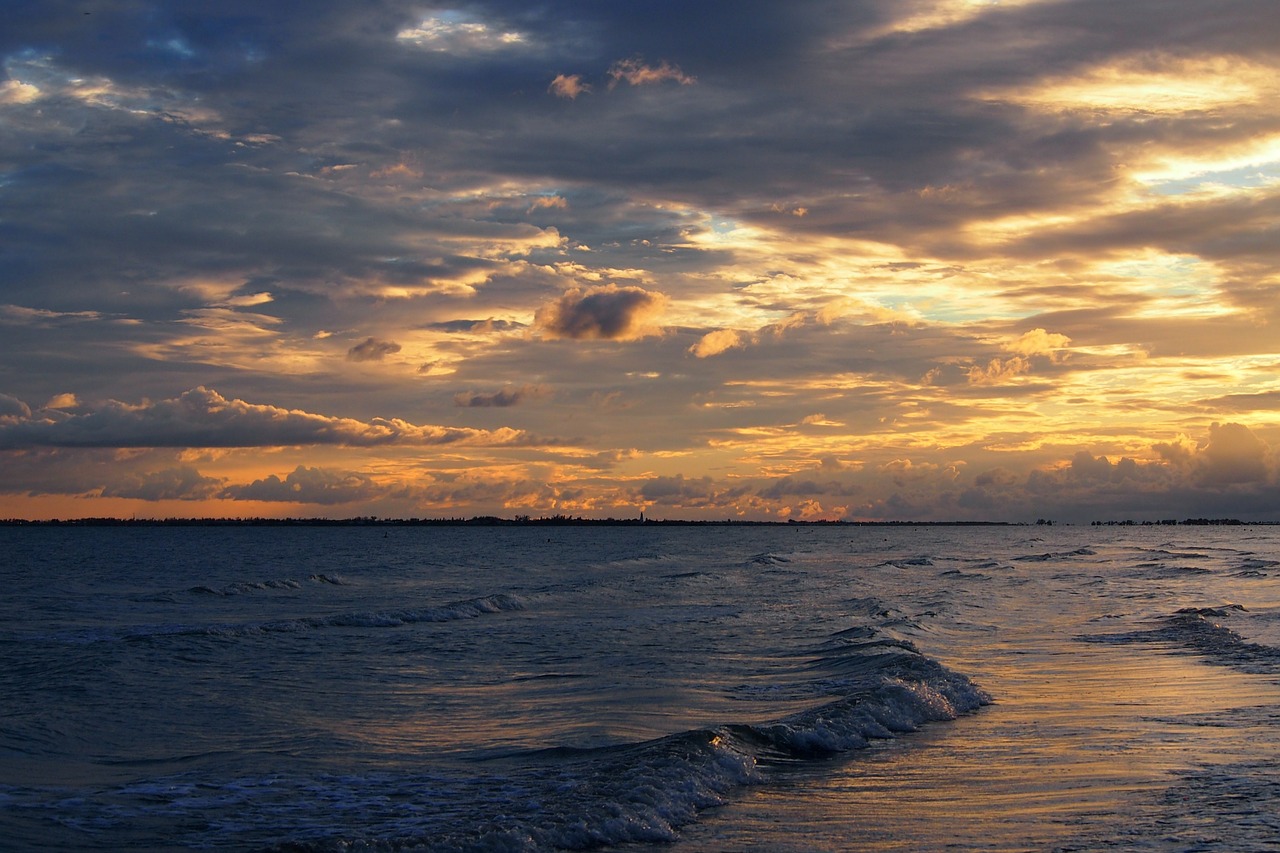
2,1,1279,521
0,388,540,449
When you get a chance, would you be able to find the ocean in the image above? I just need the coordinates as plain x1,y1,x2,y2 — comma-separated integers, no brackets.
2,522,1279,851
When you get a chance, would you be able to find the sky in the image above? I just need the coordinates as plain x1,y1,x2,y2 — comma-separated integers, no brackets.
2,0,1280,523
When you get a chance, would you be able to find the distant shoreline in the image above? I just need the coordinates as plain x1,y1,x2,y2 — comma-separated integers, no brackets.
0,516,1264,527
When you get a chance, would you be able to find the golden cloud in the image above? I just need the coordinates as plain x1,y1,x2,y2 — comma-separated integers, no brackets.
689,328,744,358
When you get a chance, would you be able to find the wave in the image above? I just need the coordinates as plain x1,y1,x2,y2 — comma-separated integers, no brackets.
45,594,526,645
262,631,989,852
6,625,990,853
843,596,895,619
189,593,527,639
1138,547,1210,560
1079,605,1280,673
877,557,934,568
660,570,723,582
186,573,348,597
1013,547,1097,562
938,568,992,580
189,578,302,596
1125,562,1213,580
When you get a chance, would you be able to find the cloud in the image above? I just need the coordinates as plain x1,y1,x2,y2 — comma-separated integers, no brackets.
0,388,543,449
946,421,1280,522
1153,422,1275,488
639,474,716,503
1153,434,1198,467
781,499,846,521
757,474,847,500
1195,421,1271,486
0,79,41,105
528,195,568,212
686,300,913,361
45,393,80,409
607,58,695,89
1008,328,1071,358
220,291,274,308
396,14,527,53
222,465,382,505
960,328,1072,385
1067,450,1139,485
581,449,638,470
1,304,104,326
346,337,402,362
424,319,525,334
102,465,225,501
549,74,591,99
534,284,667,341
453,385,549,407
3,1,1280,522
986,55,1274,116
0,394,32,421
967,355,1031,385
689,328,744,358
1202,391,1280,412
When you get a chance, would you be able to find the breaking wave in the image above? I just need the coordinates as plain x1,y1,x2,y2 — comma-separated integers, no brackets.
1079,605,1280,674
259,627,989,852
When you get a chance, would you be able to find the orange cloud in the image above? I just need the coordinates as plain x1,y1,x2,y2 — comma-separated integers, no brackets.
607,58,695,89
1008,328,1071,358
548,74,591,99
689,328,744,358
967,356,1030,384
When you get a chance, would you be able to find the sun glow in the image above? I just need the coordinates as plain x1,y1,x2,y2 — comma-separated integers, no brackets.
1132,136,1280,192
989,56,1275,114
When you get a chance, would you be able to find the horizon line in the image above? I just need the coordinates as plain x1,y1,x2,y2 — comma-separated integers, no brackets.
0,516,1265,527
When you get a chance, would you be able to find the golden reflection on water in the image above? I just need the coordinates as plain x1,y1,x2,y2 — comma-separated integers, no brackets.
665,628,1280,852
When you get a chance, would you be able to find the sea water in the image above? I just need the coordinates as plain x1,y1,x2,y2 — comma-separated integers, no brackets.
2,523,1279,851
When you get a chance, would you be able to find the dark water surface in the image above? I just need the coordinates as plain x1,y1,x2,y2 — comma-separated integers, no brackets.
2,524,1279,850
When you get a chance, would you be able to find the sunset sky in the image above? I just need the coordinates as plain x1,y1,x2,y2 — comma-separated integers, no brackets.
3,0,1279,522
